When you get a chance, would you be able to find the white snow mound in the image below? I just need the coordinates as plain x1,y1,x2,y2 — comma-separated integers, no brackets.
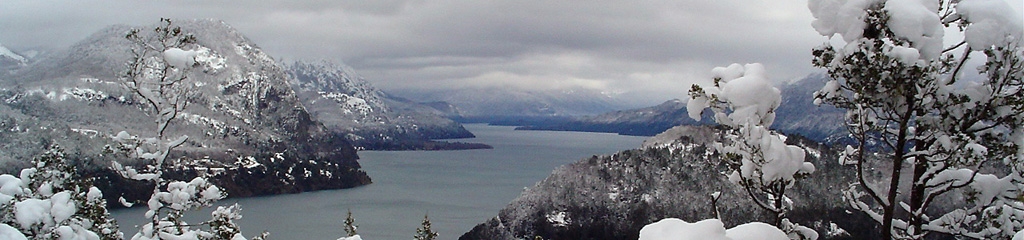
639,218,789,240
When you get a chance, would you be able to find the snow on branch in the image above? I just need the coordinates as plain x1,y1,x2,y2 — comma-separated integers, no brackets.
684,63,817,239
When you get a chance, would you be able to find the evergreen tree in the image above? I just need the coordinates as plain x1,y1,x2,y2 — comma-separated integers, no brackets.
808,0,1024,238
413,214,438,240
343,209,357,237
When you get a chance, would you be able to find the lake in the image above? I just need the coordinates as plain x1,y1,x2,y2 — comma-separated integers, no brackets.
112,124,647,239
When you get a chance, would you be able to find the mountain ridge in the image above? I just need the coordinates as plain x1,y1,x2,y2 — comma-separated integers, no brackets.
286,60,489,150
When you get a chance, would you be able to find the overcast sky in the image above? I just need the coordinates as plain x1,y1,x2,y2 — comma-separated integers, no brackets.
2,1,868,105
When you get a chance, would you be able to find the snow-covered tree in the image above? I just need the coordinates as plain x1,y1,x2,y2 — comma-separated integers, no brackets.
336,209,361,240
343,209,357,237
0,145,121,240
686,63,818,239
808,0,1024,238
114,18,259,240
414,214,438,240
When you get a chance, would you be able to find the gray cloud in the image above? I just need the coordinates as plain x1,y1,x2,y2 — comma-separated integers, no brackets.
1,0,837,106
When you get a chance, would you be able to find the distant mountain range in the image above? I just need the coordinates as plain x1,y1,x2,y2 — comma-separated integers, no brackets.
516,99,709,136
516,74,848,144
394,87,633,124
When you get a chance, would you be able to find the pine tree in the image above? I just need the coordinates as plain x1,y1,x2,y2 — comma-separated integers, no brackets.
808,0,1024,238
343,209,357,237
413,214,438,240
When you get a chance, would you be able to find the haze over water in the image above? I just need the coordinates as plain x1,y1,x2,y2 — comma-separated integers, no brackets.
113,124,647,240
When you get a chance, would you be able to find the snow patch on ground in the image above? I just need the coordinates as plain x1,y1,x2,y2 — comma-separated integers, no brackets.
639,218,789,240
546,211,571,227
25,87,114,102
70,128,100,138
78,77,118,85
805,146,822,159
60,88,109,102
320,92,373,115
234,156,262,169
193,46,226,72
179,112,238,136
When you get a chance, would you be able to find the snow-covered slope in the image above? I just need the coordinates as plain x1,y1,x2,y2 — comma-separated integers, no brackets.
460,126,873,239
289,60,387,118
0,42,28,72
287,60,481,150
0,19,370,205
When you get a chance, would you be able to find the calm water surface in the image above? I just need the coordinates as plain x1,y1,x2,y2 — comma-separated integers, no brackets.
112,124,646,239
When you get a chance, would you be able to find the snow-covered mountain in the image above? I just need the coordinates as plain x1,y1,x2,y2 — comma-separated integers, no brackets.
772,73,847,143
516,73,847,143
287,60,483,150
460,125,874,239
0,19,371,205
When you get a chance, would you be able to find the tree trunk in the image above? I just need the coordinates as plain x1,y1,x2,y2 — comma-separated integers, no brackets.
882,109,913,239
908,144,928,238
